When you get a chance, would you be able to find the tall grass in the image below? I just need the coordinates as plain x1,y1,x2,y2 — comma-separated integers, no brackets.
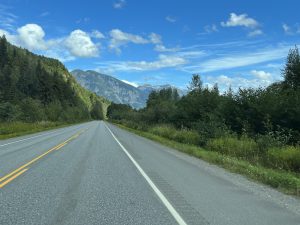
0,121,68,139
149,124,200,145
206,135,259,160
267,146,300,172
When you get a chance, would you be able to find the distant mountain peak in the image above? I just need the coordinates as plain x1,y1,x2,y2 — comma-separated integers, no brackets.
72,70,186,108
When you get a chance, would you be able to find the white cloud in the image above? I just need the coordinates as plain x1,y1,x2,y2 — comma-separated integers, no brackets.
183,46,290,73
251,70,272,80
65,29,99,57
154,44,179,52
221,13,259,28
91,30,105,39
17,24,48,50
202,24,218,34
1,24,48,51
248,29,263,37
205,72,277,93
166,16,176,23
96,54,187,73
121,80,139,87
109,29,149,54
149,33,162,44
113,0,126,9
148,32,180,52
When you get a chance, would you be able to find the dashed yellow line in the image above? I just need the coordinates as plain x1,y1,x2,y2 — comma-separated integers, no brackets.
0,128,88,188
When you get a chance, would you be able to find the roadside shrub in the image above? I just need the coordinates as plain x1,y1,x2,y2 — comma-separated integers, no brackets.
256,134,284,156
267,146,300,172
149,124,200,145
193,120,229,146
206,135,259,160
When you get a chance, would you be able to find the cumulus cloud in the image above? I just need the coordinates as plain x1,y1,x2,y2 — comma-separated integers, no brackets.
113,0,126,9
109,29,149,53
64,29,99,57
221,13,259,28
166,16,176,23
17,24,48,50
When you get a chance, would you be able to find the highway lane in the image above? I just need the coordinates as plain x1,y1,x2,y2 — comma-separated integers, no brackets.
0,121,299,225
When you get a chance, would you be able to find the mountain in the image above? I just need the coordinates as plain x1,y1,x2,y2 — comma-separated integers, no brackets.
72,70,148,108
0,36,109,122
72,70,186,109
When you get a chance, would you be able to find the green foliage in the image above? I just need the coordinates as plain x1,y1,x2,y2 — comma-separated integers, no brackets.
267,146,300,172
91,100,104,120
19,98,45,122
0,36,109,123
107,103,135,120
0,102,21,122
188,74,202,91
149,124,200,145
283,46,300,89
206,135,259,160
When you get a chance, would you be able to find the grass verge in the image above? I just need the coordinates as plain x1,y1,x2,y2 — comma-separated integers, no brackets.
0,121,84,140
113,122,300,196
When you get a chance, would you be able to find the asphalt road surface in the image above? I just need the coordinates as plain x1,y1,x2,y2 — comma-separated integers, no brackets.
0,121,299,225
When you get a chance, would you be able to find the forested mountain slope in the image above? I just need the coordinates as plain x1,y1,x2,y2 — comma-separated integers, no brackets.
0,36,109,122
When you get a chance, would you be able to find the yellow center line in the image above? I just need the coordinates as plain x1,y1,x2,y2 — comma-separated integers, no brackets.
0,128,88,188
0,168,28,188
56,142,67,150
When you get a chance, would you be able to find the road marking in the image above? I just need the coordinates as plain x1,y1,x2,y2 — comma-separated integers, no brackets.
0,168,28,188
56,142,67,150
0,128,87,188
104,123,188,225
0,125,84,148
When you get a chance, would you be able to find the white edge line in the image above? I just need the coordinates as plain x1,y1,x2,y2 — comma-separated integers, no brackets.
0,124,84,147
104,122,188,225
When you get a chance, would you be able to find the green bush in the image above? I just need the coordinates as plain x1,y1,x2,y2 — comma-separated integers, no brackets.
149,124,200,145
267,146,300,172
206,135,259,159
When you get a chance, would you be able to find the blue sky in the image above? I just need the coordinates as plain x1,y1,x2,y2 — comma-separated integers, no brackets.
0,0,299,91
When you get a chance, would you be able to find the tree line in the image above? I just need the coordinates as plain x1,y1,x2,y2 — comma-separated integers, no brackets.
107,47,300,146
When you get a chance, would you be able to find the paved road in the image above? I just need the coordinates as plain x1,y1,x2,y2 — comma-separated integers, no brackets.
0,121,299,225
